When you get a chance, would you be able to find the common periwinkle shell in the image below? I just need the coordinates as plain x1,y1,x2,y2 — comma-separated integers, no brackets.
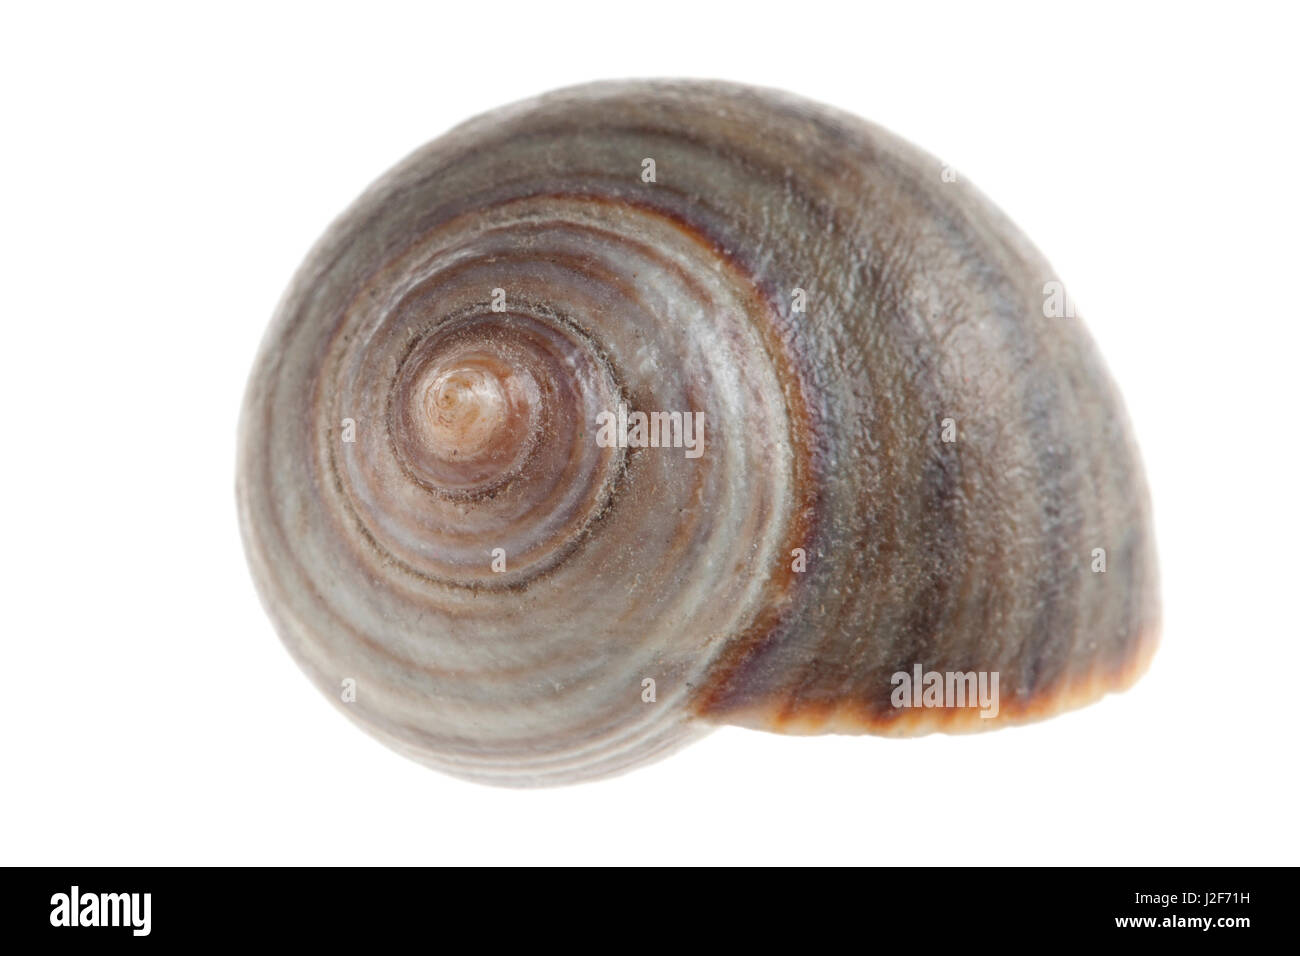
237,80,1159,786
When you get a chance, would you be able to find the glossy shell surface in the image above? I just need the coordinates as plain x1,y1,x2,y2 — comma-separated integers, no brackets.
237,81,1160,786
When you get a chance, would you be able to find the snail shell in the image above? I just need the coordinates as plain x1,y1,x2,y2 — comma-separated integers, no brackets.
237,80,1159,787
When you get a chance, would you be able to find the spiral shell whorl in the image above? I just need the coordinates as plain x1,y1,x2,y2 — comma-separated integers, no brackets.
238,81,1159,785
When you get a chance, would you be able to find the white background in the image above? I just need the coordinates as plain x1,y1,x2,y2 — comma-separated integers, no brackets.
2,1,1296,865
